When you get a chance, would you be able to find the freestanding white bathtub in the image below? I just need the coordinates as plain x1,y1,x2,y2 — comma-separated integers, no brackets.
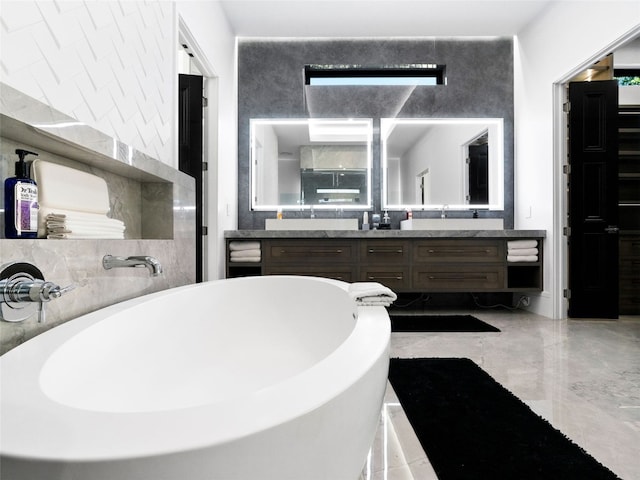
0,275,390,480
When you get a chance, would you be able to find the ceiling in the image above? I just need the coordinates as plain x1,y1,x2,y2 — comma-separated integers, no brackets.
218,0,557,38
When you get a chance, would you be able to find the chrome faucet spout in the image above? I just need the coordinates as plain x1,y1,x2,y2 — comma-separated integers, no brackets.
102,255,163,277
441,204,449,219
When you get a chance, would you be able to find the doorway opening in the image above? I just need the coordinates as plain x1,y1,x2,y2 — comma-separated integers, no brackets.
555,30,640,319
178,19,219,282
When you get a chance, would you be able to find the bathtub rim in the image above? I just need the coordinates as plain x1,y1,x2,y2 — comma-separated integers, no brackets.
0,275,391,463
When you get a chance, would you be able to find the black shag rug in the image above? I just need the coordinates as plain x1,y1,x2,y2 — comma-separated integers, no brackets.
388,358,620,480
389,314,500,332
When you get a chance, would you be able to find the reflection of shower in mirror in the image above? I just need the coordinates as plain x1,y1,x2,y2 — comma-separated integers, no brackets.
250,118,373,211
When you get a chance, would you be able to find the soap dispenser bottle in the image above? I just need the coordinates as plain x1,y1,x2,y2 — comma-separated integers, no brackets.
4,149,39,239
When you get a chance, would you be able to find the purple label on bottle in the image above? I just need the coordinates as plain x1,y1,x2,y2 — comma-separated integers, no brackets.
14,182,39,233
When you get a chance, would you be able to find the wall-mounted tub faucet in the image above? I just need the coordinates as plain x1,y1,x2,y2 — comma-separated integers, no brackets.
0,262,76,323
102,255,163,277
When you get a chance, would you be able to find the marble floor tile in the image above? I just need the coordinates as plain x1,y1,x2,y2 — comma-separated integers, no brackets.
363,310,640,480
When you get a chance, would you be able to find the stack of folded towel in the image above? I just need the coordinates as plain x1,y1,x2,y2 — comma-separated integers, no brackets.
32,160,125,239
348,282,397,307
507,239,539,262
229,241,261,262
43,209,125,239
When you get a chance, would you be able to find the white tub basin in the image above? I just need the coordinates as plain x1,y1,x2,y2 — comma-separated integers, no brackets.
400,218,504,230
0,276,390,480
265,218,359,230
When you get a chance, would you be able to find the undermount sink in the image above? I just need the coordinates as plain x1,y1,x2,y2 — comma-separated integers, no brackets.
400,218,504,230
265,218,359,231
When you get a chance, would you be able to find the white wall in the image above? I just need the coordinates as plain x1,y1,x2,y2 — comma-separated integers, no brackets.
0,1,175,165
1,0,237,281
514,1,640,318
175,1,237,280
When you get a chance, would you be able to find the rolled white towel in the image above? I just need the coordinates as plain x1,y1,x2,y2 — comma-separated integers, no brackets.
229,256,261,263
507,248,538,256
507,240,537,249
230,249,261,258
229,241,261,251
507,255,538,262
348,282,397,306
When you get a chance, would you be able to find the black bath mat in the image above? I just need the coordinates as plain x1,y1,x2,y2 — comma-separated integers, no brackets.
388,358,621,480
389,314,500,332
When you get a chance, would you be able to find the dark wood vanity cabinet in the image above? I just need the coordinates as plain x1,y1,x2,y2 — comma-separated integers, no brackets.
620,235,640,314
618,106,640,314
226,234,544,293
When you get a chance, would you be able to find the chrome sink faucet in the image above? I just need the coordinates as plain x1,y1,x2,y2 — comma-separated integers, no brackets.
102,255,163,276
441,204,449,219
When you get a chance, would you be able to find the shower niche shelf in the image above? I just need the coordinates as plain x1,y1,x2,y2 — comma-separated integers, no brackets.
0,85,195,241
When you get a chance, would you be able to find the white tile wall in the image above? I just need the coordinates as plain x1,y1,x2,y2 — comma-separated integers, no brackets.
0,0,175,166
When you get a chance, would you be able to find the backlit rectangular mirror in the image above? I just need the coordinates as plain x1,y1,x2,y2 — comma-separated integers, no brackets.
251,118,373,211
381,118,504,211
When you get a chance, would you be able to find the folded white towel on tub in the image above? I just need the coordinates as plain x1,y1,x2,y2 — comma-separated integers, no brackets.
348,282,397,306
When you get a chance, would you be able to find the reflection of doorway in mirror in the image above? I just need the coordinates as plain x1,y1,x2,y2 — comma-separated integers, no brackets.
463,132,489,205
416,168,431,205
254,139,263,205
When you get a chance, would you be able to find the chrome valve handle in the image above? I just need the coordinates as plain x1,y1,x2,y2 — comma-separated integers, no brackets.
0,262,77,323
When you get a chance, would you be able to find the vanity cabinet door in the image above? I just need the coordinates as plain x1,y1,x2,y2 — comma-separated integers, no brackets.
412,265,505,291
359,265,410,290
262,239,357,281
412,239,505,291
359,240,411,289
264,240,356,263
360,240,411,263
413,239,504,263
263,265,356,282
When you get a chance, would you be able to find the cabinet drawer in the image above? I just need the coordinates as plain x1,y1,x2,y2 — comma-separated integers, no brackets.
360,240,410,264
263,266,355,282
619,257,640,276
359,266,410,290
620,236,640,257
412,265,505,291
413,240,504,263
264,240,355,264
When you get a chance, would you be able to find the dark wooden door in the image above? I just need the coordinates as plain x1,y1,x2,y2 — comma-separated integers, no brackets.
567,80,619,318
468,143,489,204
179,74,204,283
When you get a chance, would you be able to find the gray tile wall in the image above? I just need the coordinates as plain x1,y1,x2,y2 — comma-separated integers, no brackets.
238,38,514,229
